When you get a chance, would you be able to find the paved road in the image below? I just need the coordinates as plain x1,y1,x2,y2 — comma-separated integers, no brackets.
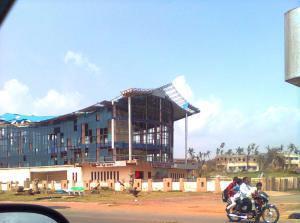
55,208,227,223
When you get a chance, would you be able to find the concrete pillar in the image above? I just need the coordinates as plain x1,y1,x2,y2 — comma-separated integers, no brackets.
14,181,19,191
185,112,188,167
32,181,38,192
61,180,68,190
128,96,132,161
7,181,12,191
268,177,275,191
293,177,298,189
179,178,185,192
261,178,267,191
51,181,55,192
197,178,207,192
42,181,48,190
275,178,280,191
147,179,153,192
84,181,90,191
111,100,115,150
133,179,142,191
163,178,172,192
280,178,288,191
107,179,115,190
215,177,221,193
24,180,30,189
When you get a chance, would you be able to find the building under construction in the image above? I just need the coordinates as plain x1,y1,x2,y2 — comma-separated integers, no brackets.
0,83,199,185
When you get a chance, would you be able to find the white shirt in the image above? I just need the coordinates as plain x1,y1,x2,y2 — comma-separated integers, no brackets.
240,183,252,199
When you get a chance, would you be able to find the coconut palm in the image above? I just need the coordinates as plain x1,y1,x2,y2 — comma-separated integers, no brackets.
188,147,196,160
286,143,297,170
225,149,233,155
235,146,244,155
246,143,259,172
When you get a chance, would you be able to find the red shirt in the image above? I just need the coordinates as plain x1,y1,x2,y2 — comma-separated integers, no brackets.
226,181,237,197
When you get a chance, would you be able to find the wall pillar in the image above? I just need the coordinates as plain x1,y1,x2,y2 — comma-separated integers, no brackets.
147,179,153,192
42,181,48,191
179,178,185,192
107,179,115,190
61,180,68,190
163,178,172,192
280,178,288,191
84,180,90,191
197,178,207,192
133,179,142,191
275,178,280,191
261,178,267,191
215,177,221,193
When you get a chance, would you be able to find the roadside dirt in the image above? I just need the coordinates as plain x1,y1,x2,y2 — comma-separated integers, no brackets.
2,193,225,217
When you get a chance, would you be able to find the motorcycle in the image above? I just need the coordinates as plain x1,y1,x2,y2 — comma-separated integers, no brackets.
225,191,280,222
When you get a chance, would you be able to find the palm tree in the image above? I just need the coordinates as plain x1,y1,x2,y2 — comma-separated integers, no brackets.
195,150,211,177
216,148,220,156
188,147,196,160
246,143,259,172
235,146,244,155
216,142,225,157
225,149,233,155
287,143,297,170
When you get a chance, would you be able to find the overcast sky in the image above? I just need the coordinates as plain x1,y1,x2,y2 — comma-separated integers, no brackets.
0,0,299,157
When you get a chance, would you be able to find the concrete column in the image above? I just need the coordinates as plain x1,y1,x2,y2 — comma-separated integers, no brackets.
275,178,280,191
111,100,115,149
163,178,172,192
147,179,153,192
61,180,68,190
42,181,48,190
215,177,221,193
24,180,30,189
293,177,298,189
51,181,55,192
128,96,132,161
185,113,188,167
84,181,90,191
280,178,288,191
197,178,207,192
179,178,185,192
261,178,267,191
133,179,142,191
107,179,115,190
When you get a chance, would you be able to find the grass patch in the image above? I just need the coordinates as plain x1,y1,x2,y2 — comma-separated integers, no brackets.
0,191,207,203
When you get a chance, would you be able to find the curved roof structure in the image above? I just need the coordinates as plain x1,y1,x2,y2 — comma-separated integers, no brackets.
120,83,200,121
0,83,200,125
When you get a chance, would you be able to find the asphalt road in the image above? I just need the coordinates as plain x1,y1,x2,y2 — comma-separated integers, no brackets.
57,209,226,223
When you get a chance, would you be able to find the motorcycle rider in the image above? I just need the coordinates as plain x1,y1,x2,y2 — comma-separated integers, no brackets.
239,177,253,211
226,178,243,211
223,176,238,201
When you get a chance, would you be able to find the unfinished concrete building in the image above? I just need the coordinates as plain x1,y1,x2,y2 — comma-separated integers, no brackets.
0,83,199,186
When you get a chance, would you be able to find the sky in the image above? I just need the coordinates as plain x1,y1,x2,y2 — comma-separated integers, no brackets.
0,0,299,157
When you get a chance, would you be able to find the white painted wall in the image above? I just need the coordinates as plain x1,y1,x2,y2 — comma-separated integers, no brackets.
207,180,215,192
184,182,197,192
220,181,231,191
115,182,121,191
172,182,180,191
0,168,30,186
152,182,163,191
142,182,148,191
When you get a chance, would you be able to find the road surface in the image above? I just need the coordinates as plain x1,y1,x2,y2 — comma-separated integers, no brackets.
55,208,226,223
